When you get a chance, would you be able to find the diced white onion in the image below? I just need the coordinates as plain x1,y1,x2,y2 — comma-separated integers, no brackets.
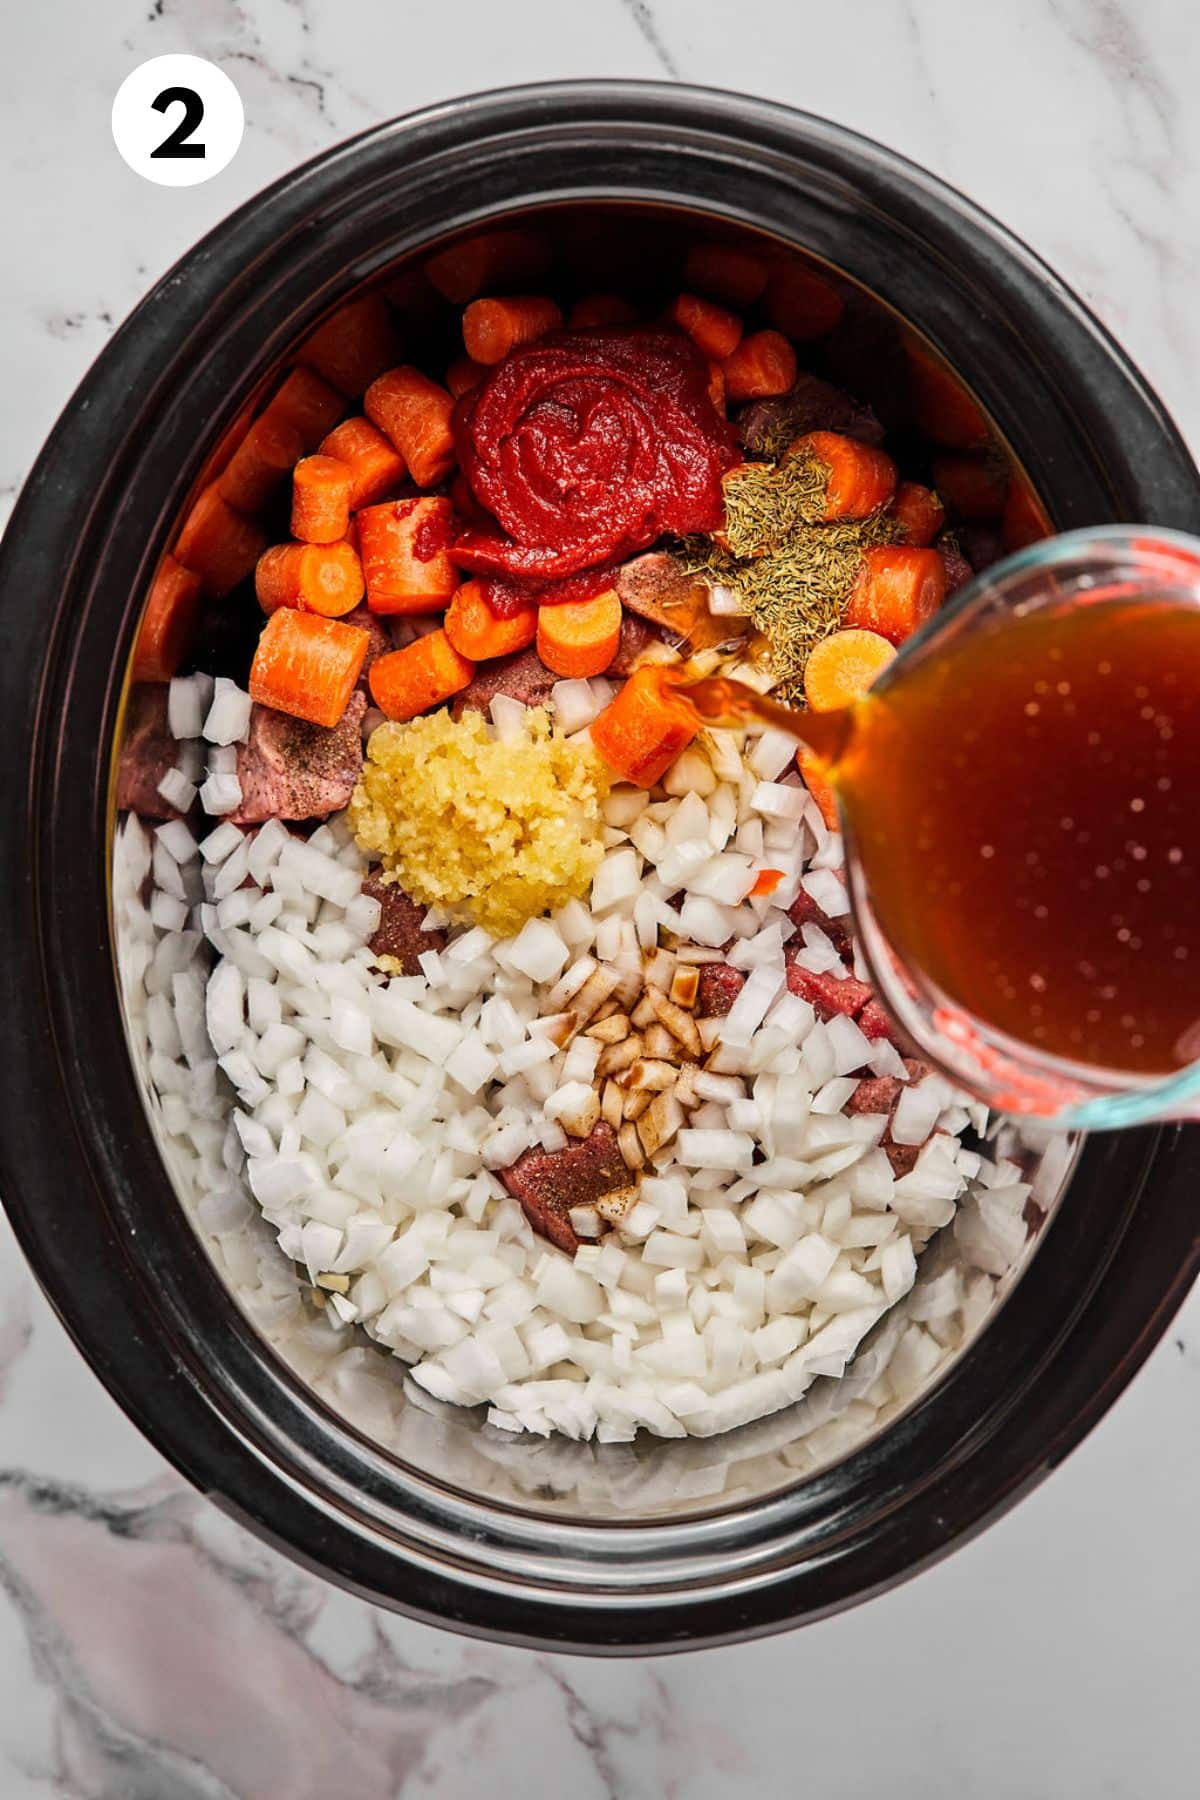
157,767,198,812
128,685,1000,1448
203,677,253,747
200,770,243,816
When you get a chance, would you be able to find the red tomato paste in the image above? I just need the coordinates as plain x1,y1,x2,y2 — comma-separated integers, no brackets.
478,562,625,620
451,327,738,582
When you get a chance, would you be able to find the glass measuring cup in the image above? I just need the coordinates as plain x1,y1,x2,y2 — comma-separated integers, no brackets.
836,525,1200,1130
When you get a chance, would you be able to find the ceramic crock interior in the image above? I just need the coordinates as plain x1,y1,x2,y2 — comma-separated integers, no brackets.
112,199,1075,1524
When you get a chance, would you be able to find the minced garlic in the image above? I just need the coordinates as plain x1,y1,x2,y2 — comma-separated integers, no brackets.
349,707,608,938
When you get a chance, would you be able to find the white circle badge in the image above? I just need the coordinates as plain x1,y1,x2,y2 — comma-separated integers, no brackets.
112,55,244,188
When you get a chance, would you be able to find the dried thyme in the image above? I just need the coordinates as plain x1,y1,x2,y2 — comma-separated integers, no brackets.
679,510,901,699
755,414,808,462
750,395,878,461
717,453,828,559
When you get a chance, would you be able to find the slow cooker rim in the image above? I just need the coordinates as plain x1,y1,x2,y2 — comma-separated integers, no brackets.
1,80,1198,1652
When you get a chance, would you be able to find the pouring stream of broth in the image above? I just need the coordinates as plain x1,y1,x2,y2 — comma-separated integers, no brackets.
673,596,1200,1077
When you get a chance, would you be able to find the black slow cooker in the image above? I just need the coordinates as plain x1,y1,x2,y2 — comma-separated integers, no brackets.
1,82,1197,1651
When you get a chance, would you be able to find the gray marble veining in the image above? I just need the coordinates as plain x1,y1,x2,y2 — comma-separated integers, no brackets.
2,1,1198,1793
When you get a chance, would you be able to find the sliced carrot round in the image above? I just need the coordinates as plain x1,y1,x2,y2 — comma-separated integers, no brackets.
291,455,353,544
536,590,622,679
931,453,1008,521
318,417,407,510
365,367,456,488
590,667,700,788
131,556,203,683
889,480,946,547
462,295,563,365
1003,478,1052,552
301,293,400,398
842,547,947,646
174,484,267,599
803,629,897,713
369,631,475,722
445,355,488,399
763,265,844,340
358,497,458,614
424,228,551,304
791,431,897,521
720,330,797,403
217,414,305,513
569,293,639,329
255,542,364,618
444,581,537,660
905,343,989,449
249,609,369,728
668,292,743,361
683,243,769,309
262,367,345,452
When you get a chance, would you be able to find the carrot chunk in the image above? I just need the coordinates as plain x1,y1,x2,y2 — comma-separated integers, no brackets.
174,484,268,598
207,397,257,483
842,547,948,645
537,589,623,679
749,868,785,898
357,496,459,614
380,266,440,326
905,343,989,449
262,367,346,451
254,541,364,618
462,295,563,365
931,453,1008,521
667,292,743,361
131,556,203,683
590,667,700,788
317,417,407,510
763,264,845,340
301,293,400,398
249,609,369,728
889,480,946,547
444,581,537,660
790,430,897,521
369,631,476,722
449,472,495,533
569,293,639,329
424,228,551,304
795,746,841,831
365,366,456,488
290,455,353,544
1002,477,1052,552
720,330,798,403
683,243,769,309
217,414,305,513
804,628,896,712
445,355,488,399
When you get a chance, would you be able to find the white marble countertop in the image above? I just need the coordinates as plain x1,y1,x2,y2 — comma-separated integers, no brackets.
3,1,1199,1794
